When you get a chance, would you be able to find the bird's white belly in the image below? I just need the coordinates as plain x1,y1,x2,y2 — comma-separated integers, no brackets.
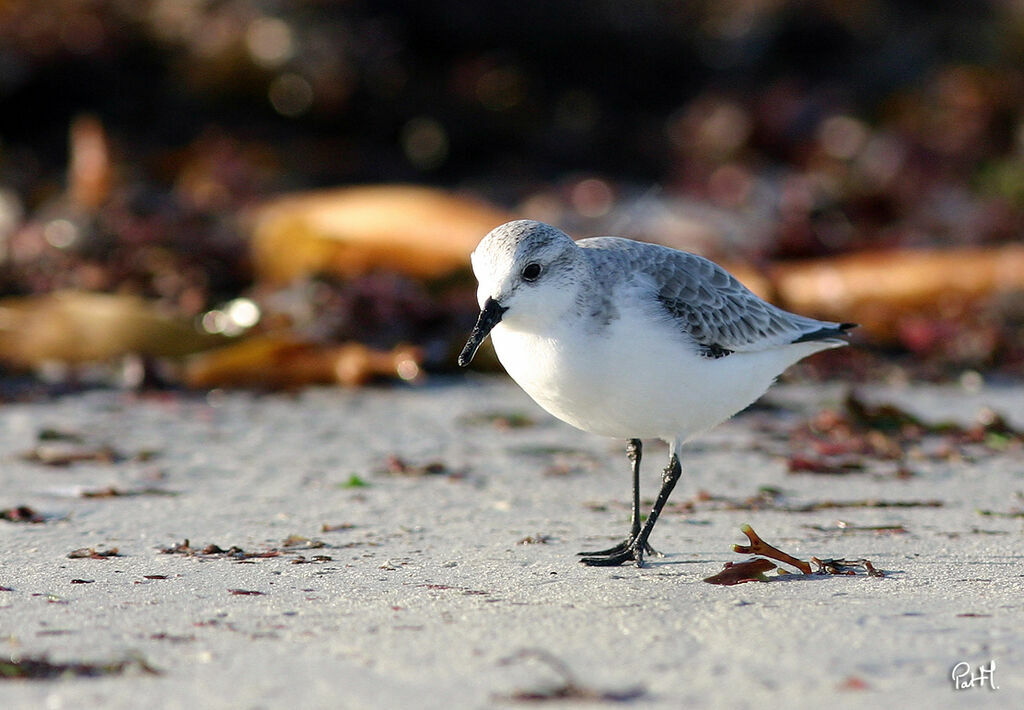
491,311,809,442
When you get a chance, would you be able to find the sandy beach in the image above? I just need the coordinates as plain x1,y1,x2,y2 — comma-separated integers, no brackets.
0,377,1020,708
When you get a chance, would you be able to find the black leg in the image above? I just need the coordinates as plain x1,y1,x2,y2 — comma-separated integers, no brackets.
580,452,681,567
578,439,644,557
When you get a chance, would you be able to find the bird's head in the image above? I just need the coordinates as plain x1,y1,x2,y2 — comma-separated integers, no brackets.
458,220,581,366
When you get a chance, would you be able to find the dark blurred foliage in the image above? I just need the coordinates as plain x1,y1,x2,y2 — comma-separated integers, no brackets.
1,0,1023,382
3,2,1023,225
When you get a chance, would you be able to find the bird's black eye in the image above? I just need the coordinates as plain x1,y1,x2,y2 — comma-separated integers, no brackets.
521,263,542,281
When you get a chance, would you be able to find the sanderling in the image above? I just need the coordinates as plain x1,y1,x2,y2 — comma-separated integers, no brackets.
458,219,856,567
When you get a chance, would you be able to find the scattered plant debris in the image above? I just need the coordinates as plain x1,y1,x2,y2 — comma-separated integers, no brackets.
21,444,121,467
281,535,326,549
811,558,883,576
149,633,196,643
1,506,45,523
290,555,333,564
785,391,1022,475
704,524,884,585
320,522,355,532
67,547,121,559
497,649,645,703
78,486,176,498
0,586,13,592
160,539,280,560
702,559,778,585
459,411,537,429
509,445,603,476
837,676,871,691
160,537,334,562
631,486,945,515
517,534,554,545
70,579,94,584
0,654,159,680
19,428,159,467
977,509,1024,518
340,474,369,488
977,494,1024,518
804,521,908,534
380,455,461,478
415,583,489,595
228,589,265,596
37,428,85,443
731,523,811,573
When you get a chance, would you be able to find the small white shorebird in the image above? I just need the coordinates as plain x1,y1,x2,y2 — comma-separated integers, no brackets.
459,220,855,567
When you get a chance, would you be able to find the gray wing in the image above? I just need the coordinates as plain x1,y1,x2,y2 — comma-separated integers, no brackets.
578,237,853,353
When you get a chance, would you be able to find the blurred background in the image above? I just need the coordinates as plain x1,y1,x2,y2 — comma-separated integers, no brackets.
1,0,1023,395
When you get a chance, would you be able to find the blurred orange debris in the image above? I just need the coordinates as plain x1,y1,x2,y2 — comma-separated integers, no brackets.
770,245,1024,341
68,115,113,211
0,291,221,366
247,185,513,283
183,335,423,389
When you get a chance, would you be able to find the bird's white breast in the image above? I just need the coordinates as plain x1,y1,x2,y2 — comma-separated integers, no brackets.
491,300,830,443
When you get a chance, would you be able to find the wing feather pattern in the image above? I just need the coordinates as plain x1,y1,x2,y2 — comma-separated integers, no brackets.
578,237,854,353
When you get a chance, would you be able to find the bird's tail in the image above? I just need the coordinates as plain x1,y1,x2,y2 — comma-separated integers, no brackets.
791,321,858,345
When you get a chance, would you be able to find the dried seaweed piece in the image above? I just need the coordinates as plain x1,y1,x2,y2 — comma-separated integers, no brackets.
497,649,645,703
0,506,45,523
459,411,537,429
21,444,121,467
517,534,554,545
662,486,943,514
732,523,811,573
227,589,265,596
787,455,866,474
38,428,85,443
804,521,908,534
977,508,1024,518
381,455,457,477
811,557,884,577
281,535,326,549
290,555,333,564
0,654,159,680
78,486,176,498
703,558,778,585
705,525,885,585
159,538,285,560
320,522,355,532
67,547,121,559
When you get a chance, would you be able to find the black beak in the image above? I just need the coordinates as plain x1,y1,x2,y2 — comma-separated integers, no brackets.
458,297,508,367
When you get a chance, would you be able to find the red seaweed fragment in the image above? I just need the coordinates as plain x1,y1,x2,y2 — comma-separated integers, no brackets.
703,558,778,585
1,506,46,523
704,524,885,585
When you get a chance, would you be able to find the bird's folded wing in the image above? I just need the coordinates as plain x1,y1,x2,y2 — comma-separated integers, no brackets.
580,237,843,352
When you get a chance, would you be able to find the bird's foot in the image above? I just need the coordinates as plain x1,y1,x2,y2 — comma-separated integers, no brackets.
578,538,659,567
577,538,659,558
